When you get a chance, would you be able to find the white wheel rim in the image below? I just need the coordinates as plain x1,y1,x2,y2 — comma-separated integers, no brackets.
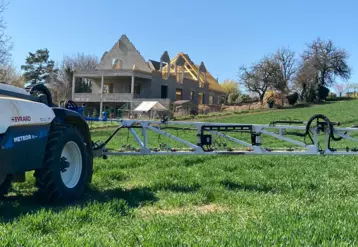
60,141,82,188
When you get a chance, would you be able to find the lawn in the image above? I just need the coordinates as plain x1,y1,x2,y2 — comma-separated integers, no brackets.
2,100,358,246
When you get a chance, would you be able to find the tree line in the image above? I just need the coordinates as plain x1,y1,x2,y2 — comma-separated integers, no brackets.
221,38,351,106
20,49,99,103
2,46,98,103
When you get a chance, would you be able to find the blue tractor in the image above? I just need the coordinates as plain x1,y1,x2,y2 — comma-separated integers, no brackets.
0,83,93,203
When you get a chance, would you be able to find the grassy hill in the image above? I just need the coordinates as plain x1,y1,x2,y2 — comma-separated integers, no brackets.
2,100,358,246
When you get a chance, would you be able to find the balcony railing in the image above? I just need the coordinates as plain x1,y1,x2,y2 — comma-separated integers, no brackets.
72,93,133,102
103,93,133,102
72,93,170,106
72,93,101,102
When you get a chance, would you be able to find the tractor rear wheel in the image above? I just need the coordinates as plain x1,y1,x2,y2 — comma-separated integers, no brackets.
34,125,90,203
0,174,13,199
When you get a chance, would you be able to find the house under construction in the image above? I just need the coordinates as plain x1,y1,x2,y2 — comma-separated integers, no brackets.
71,34,226,117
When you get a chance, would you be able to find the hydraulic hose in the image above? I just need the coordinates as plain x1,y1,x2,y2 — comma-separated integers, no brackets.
305,114,342,150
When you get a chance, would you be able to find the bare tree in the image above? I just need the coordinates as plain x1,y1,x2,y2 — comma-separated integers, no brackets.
292,38,351,103
54,53,99,102
302,38,351,87
0,62,14,81
293,59,321,102
334,83,347,98
271,48,296,105
239,57,278,104
0,0,12,67
0,62,23,86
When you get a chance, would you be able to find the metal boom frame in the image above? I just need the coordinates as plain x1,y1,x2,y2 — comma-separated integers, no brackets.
91,114,358,158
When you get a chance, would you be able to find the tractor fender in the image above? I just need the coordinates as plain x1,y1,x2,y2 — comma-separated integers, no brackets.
52,107,93,152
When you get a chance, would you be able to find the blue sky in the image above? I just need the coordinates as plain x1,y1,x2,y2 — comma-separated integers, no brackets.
3,0,358,85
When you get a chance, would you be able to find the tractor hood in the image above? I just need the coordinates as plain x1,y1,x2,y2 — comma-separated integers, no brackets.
0,83,30,95
0,96,55,134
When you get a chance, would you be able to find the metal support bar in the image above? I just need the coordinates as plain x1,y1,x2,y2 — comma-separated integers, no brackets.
335,133,358,143
260,129,307,147
130,128,144,148
142,125,148,148
209,131,252,147
146,125,201,150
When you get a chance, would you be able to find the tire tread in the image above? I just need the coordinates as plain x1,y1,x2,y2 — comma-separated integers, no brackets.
34,124,89,203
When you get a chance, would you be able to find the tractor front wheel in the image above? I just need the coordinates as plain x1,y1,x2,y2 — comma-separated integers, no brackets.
34,125,90,203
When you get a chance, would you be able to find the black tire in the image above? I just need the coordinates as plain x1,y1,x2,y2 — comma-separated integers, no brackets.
0,175,13,199
86,153,94,184
34,124,90,203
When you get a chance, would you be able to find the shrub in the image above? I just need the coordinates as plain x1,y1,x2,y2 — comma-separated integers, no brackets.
228,93,242,105
319,85,330,100
241,94,252,103
267,97,275,104
327,93,337,100
286,92,299,105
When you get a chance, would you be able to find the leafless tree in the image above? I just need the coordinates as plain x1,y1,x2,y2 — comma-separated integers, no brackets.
0,62,23,86
53,53,99,102
334,83,348,97
0,62,14,81
271,48,296,105
239,57,278,104
0,0,12,67
302,38,351,87
293,60,319,102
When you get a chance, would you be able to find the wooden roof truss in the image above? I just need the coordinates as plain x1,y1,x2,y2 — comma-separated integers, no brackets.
160,53,207,87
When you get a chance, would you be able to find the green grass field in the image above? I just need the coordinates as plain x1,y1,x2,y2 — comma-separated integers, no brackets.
2,100,358,246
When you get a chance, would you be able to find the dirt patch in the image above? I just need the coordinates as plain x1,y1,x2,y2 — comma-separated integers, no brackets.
139,204,229,217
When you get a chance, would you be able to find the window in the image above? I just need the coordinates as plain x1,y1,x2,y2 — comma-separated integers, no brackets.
198,93,204,104
176,88,183,101
176,66,184,83
209,95,214,105
161,85,168,99
190,91,195,100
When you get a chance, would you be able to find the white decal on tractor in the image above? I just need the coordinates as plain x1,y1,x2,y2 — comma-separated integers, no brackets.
13,135,38,143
